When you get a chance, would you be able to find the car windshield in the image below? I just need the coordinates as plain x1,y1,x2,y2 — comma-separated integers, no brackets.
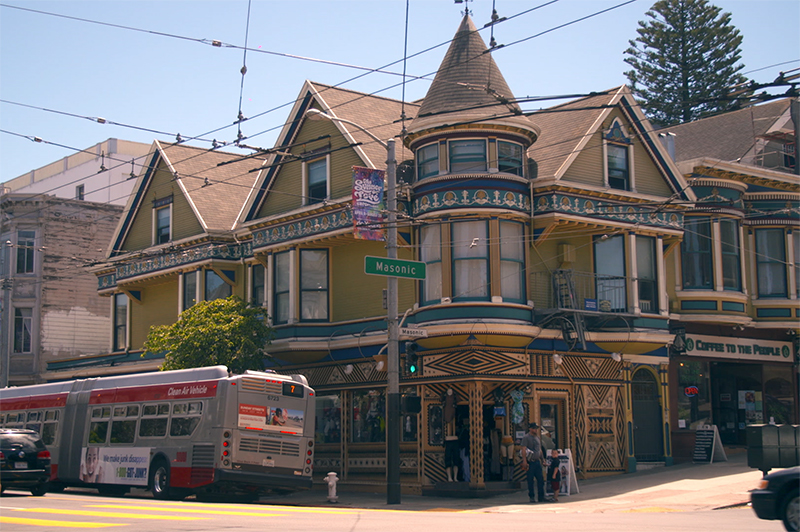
0,432,45,450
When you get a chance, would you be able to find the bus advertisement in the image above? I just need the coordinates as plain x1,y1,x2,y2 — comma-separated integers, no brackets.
0,366,316,500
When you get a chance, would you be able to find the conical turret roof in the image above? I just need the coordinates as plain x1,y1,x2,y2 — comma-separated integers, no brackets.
408,15,539,143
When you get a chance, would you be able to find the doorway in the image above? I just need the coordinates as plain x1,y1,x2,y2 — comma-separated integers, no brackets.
631,368,663,461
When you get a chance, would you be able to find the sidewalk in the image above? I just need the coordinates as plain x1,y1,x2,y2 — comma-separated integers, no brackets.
259,451,765,513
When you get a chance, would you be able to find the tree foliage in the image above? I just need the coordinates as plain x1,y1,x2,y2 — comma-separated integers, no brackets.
624,0,748,126
143,296,275,373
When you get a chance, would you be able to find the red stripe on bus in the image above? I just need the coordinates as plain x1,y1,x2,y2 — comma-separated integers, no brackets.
0,393,68,411
170,466,214,488
88,380,220,404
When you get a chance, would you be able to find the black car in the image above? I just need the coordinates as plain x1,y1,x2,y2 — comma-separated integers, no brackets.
0,428,51,496
751,466,799,532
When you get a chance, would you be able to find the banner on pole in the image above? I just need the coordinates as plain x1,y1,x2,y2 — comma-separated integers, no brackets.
352,166,385,241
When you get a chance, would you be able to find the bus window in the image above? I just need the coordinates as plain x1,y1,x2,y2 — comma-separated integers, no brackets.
28,412,41,422
0,413,5,425
44,410,59,421
42,422,57,445
110,419,137,444
139,418,167,438
127,405,139,417
170,402,202,437
26,422,42,434
89,407,111,444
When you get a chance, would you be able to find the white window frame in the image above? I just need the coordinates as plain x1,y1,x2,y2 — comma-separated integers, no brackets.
302,155,330,206
111,293,129,353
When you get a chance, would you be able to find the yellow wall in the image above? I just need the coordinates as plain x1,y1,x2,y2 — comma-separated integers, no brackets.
129,277,179,349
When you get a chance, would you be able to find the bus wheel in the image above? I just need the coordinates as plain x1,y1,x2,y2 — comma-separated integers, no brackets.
149,460,172,500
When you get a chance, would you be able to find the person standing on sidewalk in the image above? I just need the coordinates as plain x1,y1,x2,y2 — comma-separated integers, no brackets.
546,448,562,502
519,422,545,503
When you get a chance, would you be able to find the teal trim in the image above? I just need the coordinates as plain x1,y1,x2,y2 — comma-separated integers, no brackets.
414,305,532,323
629,317,669,329
756,308,792,318
533,193,683,230
46,350,164,371
252,209,353,250
681,300,717,311
272,319,388,342
721,301,746,312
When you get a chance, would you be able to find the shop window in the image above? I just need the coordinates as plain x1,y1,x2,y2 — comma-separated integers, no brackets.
720,219,741,291
300,249,328,321
452,220,489,301
755,228,786,298
401,386,418,442
677,360,711,430
449,139,487,173
682,217,713,289
351,389,385,443
420,224,442,305
416,143,439,179
315,393,341,444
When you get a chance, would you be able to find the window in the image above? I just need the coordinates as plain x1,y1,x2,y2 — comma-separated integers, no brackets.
499,221,525,302
420,225,442,304
205,270,232,301
306,158,327,205
88,407,111,444
315,393,341,444
139,403,170,438
110,406,138,444
756,228,787,298
76,184,85,200
449,139,487,173
636,236,657,313
42,410,59,445
183,270,197,311
607,144,629,190
274,252,290,324
13,308,32,353
417,143,439,179
251,264,266,307
300,249,328,321
676,360,711,430
352,389,385,443
113,293,127,352
794,231,800,298
720,219,741,291
452,221,489,300
155,205,171,244
16,230,35,274
498,141,523,176
682,218,713,289
170,402,203,437
594,235,626,311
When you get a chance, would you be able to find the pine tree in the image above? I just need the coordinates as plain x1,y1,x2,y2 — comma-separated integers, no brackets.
624,0,748,126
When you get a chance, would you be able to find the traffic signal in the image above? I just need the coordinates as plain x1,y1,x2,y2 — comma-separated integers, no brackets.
405,341,419,374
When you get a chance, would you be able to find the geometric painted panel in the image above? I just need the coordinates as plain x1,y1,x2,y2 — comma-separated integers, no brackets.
423,349,528,377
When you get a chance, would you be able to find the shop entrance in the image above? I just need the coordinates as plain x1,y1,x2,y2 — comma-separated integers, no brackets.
712,362,762,445
632,368,663,461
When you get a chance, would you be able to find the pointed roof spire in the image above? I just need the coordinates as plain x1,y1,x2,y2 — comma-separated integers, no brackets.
408,14,538,143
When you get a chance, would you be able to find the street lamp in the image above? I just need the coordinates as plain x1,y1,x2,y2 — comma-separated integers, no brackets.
304,108,401,504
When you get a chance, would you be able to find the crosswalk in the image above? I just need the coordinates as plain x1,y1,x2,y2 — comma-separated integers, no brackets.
0,496,372,529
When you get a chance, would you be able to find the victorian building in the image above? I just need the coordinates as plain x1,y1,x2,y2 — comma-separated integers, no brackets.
45,15,797,495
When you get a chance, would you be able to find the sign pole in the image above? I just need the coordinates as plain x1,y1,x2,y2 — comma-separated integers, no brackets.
385,139,401,505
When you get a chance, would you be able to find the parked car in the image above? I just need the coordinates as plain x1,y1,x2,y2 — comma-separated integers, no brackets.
751,466,799,531
0,428,51,496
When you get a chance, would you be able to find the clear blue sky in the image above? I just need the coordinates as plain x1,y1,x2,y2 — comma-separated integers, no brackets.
1,0,798,183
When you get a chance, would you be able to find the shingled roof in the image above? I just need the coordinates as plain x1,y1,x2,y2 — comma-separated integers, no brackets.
659,99,793,164
408,14,538,141
155,141,262,232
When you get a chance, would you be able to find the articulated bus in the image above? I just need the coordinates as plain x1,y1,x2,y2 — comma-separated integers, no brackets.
0,366,315,499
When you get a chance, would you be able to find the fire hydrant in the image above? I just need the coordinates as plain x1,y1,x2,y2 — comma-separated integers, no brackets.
324,472,339,503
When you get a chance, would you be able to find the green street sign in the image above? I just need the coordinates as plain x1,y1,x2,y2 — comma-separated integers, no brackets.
364,256,426,280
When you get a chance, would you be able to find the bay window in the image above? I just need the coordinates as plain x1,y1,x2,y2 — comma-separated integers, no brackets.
452,220,488,300
720,219,741,291
682,218,713,289
756,228,786,298
300,249,328,321
420,224,442,304
273,251,290,324
499,221,525,302
449,139,487,173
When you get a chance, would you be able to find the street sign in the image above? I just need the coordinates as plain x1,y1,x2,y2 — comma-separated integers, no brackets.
399,327,428,338
364,256,426,280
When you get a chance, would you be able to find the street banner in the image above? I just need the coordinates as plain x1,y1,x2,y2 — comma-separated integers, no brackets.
352,166,385,241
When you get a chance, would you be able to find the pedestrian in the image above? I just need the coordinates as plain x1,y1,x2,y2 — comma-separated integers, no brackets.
519,422,545,503
547,448,562,502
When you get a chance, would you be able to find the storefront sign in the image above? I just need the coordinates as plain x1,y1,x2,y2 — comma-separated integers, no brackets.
684,386,699,397
685,334,792,362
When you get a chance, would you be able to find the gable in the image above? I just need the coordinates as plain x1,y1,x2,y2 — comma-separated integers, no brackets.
120,157,203,251
256,110,366,219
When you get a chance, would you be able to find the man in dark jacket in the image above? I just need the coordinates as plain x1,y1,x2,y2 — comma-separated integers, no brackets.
519,422,545,503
